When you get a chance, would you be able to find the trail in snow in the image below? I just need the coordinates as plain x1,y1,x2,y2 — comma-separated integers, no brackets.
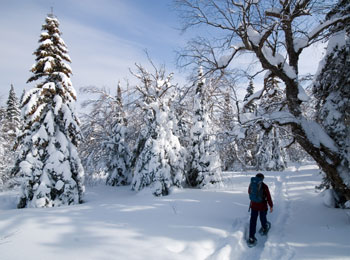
211,167,299,260
260,171,295,260
1,164,349,260
206,171,272,260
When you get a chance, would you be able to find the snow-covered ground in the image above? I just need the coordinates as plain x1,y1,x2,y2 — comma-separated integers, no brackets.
1,164,349,260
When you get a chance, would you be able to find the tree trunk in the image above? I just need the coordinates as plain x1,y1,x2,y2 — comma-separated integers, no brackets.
292,123,350,203
254,40,350,205
286,83,350,205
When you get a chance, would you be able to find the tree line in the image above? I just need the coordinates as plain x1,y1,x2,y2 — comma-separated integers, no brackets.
0,0,349,208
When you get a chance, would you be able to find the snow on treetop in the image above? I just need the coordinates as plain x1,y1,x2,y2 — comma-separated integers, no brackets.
46,16,59,24
242,89,263,108
40,32,49,37
41,39,53,46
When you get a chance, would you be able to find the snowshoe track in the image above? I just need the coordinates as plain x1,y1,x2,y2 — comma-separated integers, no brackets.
260,173,295,259
211,171,297,260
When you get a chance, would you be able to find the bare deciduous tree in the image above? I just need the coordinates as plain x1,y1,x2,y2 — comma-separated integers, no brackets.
176,0,350,205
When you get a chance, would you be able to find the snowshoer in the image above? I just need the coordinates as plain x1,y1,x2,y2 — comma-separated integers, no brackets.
248,173,273,246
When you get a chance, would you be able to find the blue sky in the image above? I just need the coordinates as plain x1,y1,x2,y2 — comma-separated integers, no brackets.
0,0,325,108
0,0,186,106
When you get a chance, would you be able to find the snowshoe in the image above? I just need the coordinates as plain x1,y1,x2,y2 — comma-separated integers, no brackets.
259,221,271,236
247,237,257,248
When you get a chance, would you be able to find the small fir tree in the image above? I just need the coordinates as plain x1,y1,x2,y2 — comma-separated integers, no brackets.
131,64,185,196
0,86,22,188
219,89,239,170
187,67,222,188
255,76,287,171
243,80,255,113
5,85,21,137
0,107,8,188
16,14,84,208
105,84,130,186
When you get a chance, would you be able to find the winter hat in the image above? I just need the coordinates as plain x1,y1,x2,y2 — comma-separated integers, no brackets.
256,173,264,179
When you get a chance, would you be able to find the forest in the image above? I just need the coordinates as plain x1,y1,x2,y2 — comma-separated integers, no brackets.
0,0,349,210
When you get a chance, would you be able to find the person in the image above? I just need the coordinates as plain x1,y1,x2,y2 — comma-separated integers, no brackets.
248,173,273,245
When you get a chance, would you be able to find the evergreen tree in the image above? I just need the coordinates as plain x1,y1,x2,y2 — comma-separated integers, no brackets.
105,83,130,186
187,67,222,187
243,80,255,113
0,85,22,188
16,14,84,208
5,85,21,137
313,1,350,203
0,107,7,188
0,106,5,122
255,76,287,171
219,89,239,170
131,64,185,196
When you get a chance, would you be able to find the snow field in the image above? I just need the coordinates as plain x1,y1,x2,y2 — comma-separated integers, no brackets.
0,164,350,260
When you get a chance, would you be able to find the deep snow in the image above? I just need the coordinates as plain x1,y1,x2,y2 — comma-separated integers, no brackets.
1,164,349,260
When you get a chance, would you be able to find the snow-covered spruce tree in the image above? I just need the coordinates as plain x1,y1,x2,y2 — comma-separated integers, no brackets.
5,85,21,137
243,80,255,113
15,14,84,208
255,75,287,171
131,63,185,196
219,88,242,170
313,0,350,205
105,84,130,186
240,80,259,168
219,90,233,170
187,67,222,188
0,85,22,188
0,107,7,188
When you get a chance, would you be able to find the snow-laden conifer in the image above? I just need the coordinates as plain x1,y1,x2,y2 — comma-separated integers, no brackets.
243,80,255,113
106,84,130,186
5,85,21,137
187,67,222,188
0,107,8,188
131,63,185,196
255,76,287,171
16,14,84,208
0,86,22,188
313,4,350,199
219,88,240,170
